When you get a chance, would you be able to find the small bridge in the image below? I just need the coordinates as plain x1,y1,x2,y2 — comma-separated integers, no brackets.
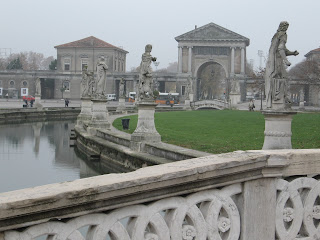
191,99,229,110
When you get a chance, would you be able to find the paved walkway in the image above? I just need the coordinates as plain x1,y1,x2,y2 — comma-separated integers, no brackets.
1,99,319,112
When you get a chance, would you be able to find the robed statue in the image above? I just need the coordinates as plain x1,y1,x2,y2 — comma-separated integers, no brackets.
119,78,125,98
95,56,108,98
138,44,157,101
81,66,94,97
35,77,41,96
265,21,299,109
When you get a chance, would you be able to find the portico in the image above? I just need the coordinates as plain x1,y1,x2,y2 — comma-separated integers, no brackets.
175,23,250,101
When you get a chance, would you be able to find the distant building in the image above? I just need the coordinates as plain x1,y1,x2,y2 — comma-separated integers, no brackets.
55,36,128,74
305,47,320,62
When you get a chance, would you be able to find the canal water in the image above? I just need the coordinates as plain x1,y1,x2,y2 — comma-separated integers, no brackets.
0,120,104,193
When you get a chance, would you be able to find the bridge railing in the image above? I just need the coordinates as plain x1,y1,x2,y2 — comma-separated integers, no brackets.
191,99,229,109
1,149,320,240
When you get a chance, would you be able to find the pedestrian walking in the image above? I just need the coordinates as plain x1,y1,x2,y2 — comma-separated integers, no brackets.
65,98,69,107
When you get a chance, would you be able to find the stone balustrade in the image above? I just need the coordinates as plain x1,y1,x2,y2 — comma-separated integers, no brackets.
1,149,320,239
191,99,229,110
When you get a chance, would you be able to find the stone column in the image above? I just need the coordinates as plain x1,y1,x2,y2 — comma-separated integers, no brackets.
77,97,92,127
178,46,183,73
262,111,297,150
131,101,161,152
242,178,277,240
230,47,235,76
240,47,245,74
188,46,192,73
87,98,110,135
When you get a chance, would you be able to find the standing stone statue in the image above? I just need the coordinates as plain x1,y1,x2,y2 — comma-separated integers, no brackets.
185,79,191,100
95,56,108,98
35,77,41,96
119,78,125,98
138,44,157,101
265,21,299,109
81,66,94,97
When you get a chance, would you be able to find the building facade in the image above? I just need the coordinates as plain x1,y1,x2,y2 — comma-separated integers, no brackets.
175,23,250,101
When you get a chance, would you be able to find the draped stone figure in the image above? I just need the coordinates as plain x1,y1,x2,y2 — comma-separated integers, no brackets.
95,56,108,98
119,78,125,98
35,78,41,96
265,21,299,109
185,77,192,100
81,66,94,97
138,44,157,101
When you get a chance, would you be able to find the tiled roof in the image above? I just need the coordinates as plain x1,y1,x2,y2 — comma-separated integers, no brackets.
54,36,127,52
305,47,320,57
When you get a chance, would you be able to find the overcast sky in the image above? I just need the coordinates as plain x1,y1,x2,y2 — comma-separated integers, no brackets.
1,0,319,71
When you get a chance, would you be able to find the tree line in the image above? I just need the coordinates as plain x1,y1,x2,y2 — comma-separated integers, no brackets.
0,51,57,71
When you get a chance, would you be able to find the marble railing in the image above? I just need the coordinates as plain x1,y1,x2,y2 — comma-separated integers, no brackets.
1,149,320,240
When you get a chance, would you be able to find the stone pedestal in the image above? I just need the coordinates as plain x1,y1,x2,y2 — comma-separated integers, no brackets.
131,101,161,151
184,99,192,110
116,97,126,113
229,93,241,108
189,93,194,102
34,94,43,110
87,99,110,135
77,97,92,127
262,110,297,150
299,101,305,110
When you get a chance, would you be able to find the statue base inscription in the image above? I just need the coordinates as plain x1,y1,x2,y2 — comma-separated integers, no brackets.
262,110,297,150
77,97,92,127
87,99,110,135
131,101,161,152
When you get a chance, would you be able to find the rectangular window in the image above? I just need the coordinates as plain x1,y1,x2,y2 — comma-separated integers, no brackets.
64,58,71,71
181,86,186,96
81,58,88,71
114,60,117,71
63,81,70,91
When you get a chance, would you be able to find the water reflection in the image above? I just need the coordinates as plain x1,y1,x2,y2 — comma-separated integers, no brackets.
0,120,103,193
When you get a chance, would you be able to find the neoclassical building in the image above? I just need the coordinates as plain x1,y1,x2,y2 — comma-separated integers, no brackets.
55,36,128,74
175,22,250,100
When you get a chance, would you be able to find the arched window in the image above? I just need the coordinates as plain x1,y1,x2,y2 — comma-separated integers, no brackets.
22,81,28,87
9,80,15,87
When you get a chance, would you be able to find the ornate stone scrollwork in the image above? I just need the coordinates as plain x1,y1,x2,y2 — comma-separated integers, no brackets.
276,177,320,239
4,184,242,240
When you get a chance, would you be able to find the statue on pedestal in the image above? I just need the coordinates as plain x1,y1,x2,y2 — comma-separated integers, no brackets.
119,78,125,98
265,21,299,109
81,66,94,97
185,77,192,100
138,44,157,102
35,77,41,96
95,56,108,98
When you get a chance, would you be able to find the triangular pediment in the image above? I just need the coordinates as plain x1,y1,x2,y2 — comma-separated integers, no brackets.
175,22,249,45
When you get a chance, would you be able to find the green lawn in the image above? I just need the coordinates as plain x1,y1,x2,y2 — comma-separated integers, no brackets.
113,110,320,154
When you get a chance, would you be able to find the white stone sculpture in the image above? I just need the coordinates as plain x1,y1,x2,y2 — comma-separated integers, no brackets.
35,77,41,96
119,78,125,98
95,56,108,98
265,21,299,110
138,44,157,102
81,66,94,97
